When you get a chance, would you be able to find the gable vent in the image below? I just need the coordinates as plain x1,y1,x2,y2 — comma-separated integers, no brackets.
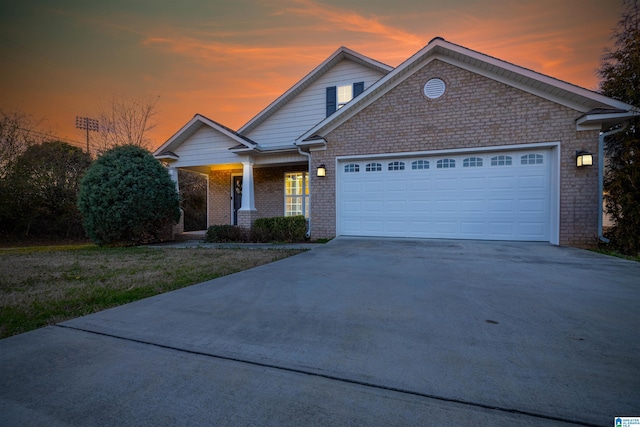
424,78,446,99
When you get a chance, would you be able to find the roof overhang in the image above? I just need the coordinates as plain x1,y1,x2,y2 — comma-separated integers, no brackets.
229,143,301,155
576,110,640,131
296,137,327,151
155,151,179,161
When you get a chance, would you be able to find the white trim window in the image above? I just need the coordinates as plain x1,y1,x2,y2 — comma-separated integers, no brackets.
285,172,309,218
337,85,353,109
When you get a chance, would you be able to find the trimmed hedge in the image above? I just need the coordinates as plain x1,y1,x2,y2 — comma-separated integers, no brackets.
252,215,307,243
205,225,246,243
204,215,307,243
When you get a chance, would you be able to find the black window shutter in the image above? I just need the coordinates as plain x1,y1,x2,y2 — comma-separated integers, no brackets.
353,82,364,97
326,86,337,117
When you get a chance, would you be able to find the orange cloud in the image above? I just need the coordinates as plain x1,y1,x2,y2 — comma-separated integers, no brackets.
278,0,424,48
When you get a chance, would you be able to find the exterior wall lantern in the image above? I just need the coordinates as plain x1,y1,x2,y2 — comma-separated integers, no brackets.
317,164,326,177
576,151,593,167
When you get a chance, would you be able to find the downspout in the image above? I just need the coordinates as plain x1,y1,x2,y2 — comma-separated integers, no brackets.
598,123,628,242
296,145,312,238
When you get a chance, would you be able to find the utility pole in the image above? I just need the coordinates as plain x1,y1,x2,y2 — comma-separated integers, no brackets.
75,116,99,154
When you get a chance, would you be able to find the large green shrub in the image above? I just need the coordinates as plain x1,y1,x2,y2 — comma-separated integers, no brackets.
77,145,180,246
252,216,307,242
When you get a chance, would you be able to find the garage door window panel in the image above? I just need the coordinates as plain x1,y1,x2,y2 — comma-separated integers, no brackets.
491,155,512,166
366,162,382,172
344,163,360,173
412,160,430,170
388,161,405,171
521,154,544,165
463,157,483,167
437,159,456,168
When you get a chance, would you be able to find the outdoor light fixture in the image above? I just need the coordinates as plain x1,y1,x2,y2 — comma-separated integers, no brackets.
576,151,593,167
317,164,326,177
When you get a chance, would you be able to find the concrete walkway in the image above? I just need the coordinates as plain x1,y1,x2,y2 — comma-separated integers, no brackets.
1,237,639,426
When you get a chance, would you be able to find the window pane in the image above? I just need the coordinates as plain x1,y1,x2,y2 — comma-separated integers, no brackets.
285,172,309,218
337,85,353,106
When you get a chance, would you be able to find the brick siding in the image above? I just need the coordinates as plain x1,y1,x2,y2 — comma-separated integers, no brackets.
206,165,307,227
310,60,600,247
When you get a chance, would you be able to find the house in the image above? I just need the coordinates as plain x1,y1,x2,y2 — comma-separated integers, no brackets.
154,37,639,247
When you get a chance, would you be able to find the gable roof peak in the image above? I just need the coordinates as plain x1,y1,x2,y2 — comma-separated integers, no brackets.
238,45,393,135
153,113,256,158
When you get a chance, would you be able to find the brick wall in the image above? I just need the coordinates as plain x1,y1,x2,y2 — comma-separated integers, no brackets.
207,165,307,226
310,59,600,247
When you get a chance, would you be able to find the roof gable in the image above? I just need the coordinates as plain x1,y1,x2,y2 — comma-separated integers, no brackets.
239,46,393,136
154,114,256,158
298,37,639,143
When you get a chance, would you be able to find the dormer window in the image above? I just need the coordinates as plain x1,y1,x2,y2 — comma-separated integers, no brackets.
337,85,353,109
326,82,364,116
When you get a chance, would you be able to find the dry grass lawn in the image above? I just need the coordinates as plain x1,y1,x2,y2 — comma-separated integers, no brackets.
0,245,304,338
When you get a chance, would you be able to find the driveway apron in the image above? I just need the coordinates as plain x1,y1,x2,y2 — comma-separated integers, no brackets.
1,237,639,426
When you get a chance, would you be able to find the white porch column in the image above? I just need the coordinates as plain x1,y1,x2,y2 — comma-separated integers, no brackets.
167,166,179,191
166,166,183,237
239,161,256,211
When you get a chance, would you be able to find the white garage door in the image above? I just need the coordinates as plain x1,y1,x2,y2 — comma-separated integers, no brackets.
337,149,552,241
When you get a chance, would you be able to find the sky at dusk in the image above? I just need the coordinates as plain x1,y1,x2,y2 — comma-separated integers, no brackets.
0,0,624,151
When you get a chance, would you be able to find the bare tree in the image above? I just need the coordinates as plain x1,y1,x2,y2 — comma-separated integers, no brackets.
0,109,51,179
94,93,160,152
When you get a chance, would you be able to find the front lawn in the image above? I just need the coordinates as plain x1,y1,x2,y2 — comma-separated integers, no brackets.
0,245,304,338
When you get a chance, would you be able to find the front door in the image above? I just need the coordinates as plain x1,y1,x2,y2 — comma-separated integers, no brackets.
232,175,242,225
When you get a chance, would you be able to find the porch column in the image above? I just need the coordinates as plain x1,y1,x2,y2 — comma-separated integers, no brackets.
167,166,183,237
238,161,257,229
167,166,179,190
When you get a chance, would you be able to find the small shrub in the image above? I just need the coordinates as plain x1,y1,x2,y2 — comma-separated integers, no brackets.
252,216,307,242
205,225,246,243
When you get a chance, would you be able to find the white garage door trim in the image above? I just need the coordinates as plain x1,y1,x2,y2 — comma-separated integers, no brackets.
336,143,559,244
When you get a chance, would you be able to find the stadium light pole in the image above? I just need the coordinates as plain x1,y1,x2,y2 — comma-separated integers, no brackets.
75,116,99,154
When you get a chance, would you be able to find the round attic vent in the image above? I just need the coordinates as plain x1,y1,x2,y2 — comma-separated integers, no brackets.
423,78,446,99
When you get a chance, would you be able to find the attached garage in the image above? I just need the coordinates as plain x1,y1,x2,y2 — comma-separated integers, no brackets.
336,146,558,242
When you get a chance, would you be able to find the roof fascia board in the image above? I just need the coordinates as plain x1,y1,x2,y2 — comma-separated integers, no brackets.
239,47,393,135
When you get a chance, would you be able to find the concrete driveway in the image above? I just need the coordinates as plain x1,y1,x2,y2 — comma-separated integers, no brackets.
1,238,639,426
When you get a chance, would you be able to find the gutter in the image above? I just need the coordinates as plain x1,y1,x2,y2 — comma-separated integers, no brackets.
296,145,312,238
598,124,628,242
